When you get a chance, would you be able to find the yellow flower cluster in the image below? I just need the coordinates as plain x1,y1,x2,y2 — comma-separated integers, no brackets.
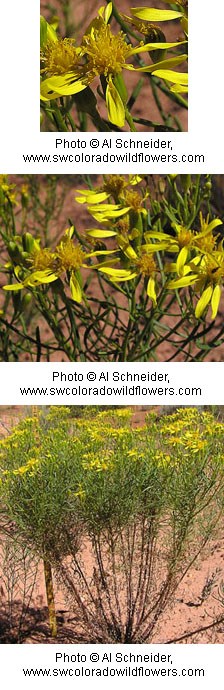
40,2,188,129
2,176,223,322
13,457,39,476
0,175,29,209
82,450,114,472
0,408,224,516
157,407,224,457
75,177,224,320
0,175,17,205
2,226,115,303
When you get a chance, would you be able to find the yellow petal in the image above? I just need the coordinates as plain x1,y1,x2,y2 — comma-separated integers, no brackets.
110,272,138,282
70,273,82,302
3,283,24,291
170,83,188,93
195,286,213,319
24,271,58,286
152,70,188,85
123,245,138,260
90,259,119,270
86,228,117,238
143,241,170,251
98,2,112,23
207,219,223,233
130,40,186,55
211,284,221,320
145,231,172,241
125,55,187,73
88,205,130,221
176,246,189,276
168,275,198,289
147,277,157,305
130,8,183,21
88,202,126,212
106,80,125,128
75,191,109,204
40,74,88,100
64,226,75,239
40,16,57,48
105,1,113,23
87,249,117,256
99,267,137,279
165,262,191,275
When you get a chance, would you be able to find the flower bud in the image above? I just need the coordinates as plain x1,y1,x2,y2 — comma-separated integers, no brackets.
8,241,22,263
22,233,35,253
22,293,33,309
146,27,166,63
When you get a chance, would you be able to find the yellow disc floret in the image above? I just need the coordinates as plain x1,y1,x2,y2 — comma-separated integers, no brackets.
194,233,216,254
123,189,144,212
103,175,127,197
29,248,56,271
115,216,130,237
137,253,156,276
41,38,79,76
82,24,130,77
176,226,193,248
55,237,86,272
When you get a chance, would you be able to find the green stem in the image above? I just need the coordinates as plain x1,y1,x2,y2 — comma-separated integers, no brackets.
125,107,137,132
121,286,136,360
52,104,69,132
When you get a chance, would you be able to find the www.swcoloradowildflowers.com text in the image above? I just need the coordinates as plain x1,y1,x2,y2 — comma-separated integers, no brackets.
22,152,205,164
18,385,202,398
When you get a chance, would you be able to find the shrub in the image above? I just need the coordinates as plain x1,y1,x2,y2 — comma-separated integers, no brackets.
0,406,223,642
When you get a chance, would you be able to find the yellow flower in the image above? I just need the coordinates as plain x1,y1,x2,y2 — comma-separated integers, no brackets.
73,484,85,499
40,5,187,126
0,175,17,205
168,249,224,320
13,457,39,475
29,247,57,272
77,175,148,228
98,247,158,306
75,174,142,206
42,38,79,76
145,215,223,275
40,16,87,101
3,227,117,303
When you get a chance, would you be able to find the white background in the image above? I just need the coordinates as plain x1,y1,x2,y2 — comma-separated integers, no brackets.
1,644,223,689
0,1,224,172
0,2,224,686
0,362,223,404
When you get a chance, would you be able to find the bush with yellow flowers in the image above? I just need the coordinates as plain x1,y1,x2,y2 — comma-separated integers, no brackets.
1,174,224,362
0,406,224,642
40,1,188,132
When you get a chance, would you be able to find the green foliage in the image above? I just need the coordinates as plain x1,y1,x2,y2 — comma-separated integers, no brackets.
0,174,223,362
0,406,223,642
